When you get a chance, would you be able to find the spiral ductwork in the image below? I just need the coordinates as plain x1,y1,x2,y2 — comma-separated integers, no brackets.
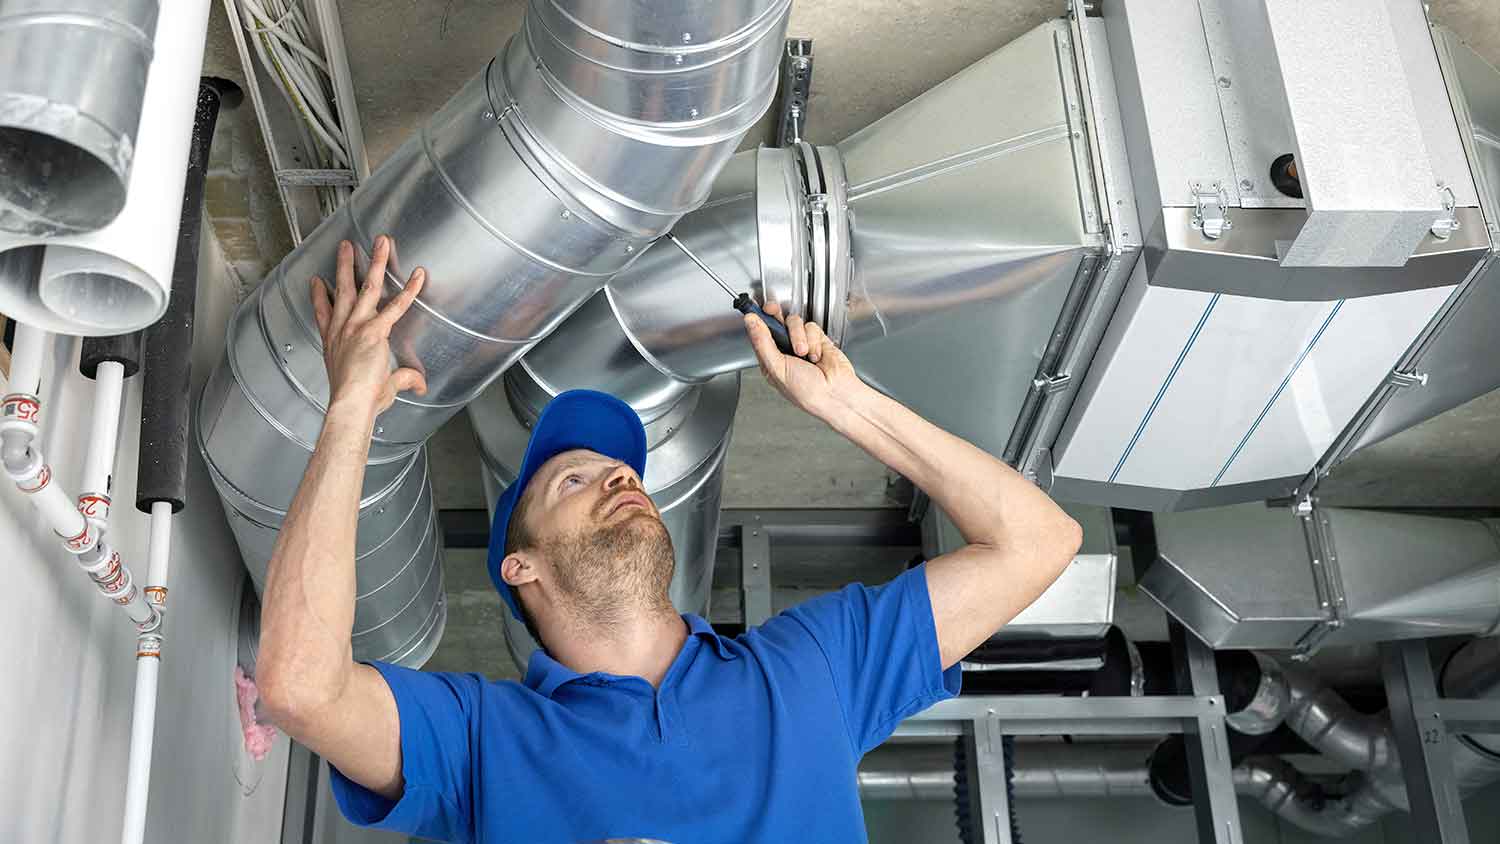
0,0,159,235
199,0,790,666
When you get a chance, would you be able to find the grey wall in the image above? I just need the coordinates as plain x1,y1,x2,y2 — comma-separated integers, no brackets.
0,225,291,843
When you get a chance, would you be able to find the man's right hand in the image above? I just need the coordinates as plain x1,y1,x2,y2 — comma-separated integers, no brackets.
310,236,428,420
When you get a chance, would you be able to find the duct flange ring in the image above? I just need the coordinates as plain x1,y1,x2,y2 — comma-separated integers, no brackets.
755,146,810,317
799,142,852,345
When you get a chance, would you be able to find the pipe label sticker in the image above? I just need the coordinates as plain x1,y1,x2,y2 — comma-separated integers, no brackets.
78,493,110,520
0,394,39,424
61,522,95,553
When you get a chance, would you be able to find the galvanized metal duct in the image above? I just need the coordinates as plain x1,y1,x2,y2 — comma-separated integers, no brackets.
0,0,159,235
469,290,739,666
1144,503,1500,653
602,20,1105,455
199,0,791,666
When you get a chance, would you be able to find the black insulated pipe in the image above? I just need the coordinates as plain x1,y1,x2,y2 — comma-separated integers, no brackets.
80,332,144,379
135,81,225,514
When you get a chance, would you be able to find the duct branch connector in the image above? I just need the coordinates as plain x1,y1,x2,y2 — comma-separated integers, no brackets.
1,321,157,631
200,0,791,666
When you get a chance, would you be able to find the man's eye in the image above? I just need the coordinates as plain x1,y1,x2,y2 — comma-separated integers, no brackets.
562,474,584,489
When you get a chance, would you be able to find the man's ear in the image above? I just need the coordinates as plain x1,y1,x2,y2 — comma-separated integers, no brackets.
501,551,539,588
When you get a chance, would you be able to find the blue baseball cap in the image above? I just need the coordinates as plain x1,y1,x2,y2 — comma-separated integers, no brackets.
486,389,648,621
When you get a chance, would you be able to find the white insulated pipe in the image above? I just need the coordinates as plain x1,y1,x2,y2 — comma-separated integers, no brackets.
0,0,213,335
7,318,45,396
120,503,171,844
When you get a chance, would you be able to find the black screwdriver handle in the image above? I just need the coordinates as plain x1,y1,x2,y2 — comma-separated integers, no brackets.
734,293,795,355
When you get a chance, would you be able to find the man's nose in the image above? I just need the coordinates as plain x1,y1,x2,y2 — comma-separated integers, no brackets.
603,464,639,490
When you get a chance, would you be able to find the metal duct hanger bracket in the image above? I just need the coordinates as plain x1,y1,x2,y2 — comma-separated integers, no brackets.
775,39,814,146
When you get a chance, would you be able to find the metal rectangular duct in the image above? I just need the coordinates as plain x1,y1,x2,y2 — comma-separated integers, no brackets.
1143,503,1500,652
1350,28,1500,453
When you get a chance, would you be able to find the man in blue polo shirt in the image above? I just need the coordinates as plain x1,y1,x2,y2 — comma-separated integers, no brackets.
255,237,1082,843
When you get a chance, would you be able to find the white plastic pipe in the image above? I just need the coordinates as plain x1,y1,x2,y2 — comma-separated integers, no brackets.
28,467,90,547
120,504,171,844
80,360,126,525
0,0,214,335
144,502,172,596
7,320,46,396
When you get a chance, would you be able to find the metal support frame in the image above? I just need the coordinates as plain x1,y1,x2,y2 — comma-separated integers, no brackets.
896,627,1242,844
1379,639,1500,844
962,716,1014,844
739,516,773,627
773,38,814,146
220,0,367,242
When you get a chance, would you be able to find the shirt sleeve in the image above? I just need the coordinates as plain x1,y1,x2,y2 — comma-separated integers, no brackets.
779,563,962,754
328,661,482,843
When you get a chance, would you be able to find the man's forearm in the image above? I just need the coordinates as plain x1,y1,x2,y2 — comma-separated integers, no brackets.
822,384,1075,553
257,400,375,711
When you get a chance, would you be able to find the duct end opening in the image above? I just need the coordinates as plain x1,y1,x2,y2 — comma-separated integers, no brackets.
0,124,128,236
38,266,160,332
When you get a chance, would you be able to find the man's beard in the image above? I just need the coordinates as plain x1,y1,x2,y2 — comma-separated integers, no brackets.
542,502,676,629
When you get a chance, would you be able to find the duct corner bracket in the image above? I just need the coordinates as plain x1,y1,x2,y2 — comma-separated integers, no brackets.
1290,499,1346,661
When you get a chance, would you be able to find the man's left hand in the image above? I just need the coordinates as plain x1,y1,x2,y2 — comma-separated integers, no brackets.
743,302,866,423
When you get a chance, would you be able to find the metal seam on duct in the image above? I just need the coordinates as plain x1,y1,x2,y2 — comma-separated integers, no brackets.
1212,300,1345,486
601,283,708,384
653,436,734,513
338,200,555,348
415,127,618,282
351,518,442,637
0,12,154,48
845,124,1072,202
504,31,778,213
375,586,446,663
1109,293,1221,483
539,0,791,57
528,6,782,80
520,12,786,138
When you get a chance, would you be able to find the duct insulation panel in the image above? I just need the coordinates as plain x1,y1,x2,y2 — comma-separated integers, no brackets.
1046,0,1495,510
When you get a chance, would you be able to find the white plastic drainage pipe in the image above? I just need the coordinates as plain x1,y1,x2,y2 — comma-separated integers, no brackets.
120,501,171,844
0,0,213,335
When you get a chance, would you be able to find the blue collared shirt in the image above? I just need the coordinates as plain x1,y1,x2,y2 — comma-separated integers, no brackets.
330,564,961,843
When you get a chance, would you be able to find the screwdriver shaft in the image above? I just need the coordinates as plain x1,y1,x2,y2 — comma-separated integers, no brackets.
667,234,740,299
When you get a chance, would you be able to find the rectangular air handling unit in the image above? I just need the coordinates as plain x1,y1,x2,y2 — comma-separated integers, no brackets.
1034,0,1499,512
